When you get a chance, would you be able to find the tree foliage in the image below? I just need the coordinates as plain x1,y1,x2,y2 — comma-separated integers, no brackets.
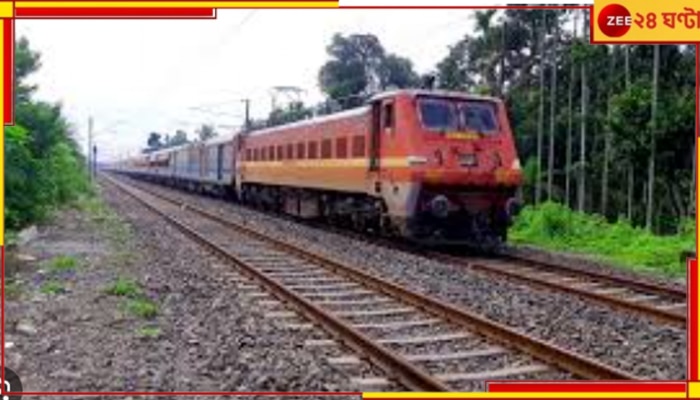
6,37,91,231
143,129,190,153
267,101,313,127
197,124,217,141
435,10,695,233
318,33,419,109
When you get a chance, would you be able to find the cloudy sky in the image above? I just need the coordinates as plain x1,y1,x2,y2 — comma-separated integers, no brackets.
17,10,490,161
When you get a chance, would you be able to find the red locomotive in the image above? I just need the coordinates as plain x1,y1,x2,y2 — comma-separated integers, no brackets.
116,89,523,247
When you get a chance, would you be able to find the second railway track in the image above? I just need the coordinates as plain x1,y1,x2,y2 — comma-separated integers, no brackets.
428,252,687,327
104,173,641,391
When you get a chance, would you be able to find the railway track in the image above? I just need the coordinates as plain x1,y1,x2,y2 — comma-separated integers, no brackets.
428,253,687,328
104,174,640,391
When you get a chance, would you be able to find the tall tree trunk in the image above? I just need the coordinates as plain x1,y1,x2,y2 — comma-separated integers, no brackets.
536,17,546,205
601,49,616,216
577,11,589,213
692,139,697,218
547,18,559,201
627,166,634,220
566,10,579,208
646,45,659,231
625,45,631,87
499,20,507,97
625,45,633,221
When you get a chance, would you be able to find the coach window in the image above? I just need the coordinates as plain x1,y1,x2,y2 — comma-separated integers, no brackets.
261,147,267,161
352,135,365,158
253,148,259,162
321,139,332,159
246,149,252,161
383,102,395,134
308,141,318,159
336,137,348,159
297,142,306,159
277,145,284,160
286,143,294,160
269,146,275,161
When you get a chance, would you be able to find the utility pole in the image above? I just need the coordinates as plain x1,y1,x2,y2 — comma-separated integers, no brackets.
242,98,251,132
88,116,94,181
93,144,97,179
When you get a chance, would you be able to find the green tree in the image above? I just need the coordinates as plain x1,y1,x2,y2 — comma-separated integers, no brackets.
433,10,695,234
379,54,419,89
6,37,90,231
267,101,312,127
145,132,163,152
319,33,419,109
172,130,189,146
197,124,217,141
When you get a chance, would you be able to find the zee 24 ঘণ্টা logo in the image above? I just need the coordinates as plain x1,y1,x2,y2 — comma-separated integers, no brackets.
597,2,700,39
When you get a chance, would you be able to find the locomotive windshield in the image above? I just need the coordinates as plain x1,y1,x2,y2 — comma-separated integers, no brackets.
418,99,458,132
418,97,499,135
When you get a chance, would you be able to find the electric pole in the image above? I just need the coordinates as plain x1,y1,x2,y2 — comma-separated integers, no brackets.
242,99,251,132
88,116,94,181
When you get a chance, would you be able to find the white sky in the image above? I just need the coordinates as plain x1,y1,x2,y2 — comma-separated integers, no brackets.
17,10,486,161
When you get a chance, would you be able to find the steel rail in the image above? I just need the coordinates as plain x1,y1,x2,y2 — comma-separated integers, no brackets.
471,260,685,327
423,252,685,327
501,254,686,300
104,175,449,391
110,174,640,381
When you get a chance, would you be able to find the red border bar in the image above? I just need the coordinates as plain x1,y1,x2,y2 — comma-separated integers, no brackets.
15,7,216,18
690,258,697,380
487,382,687,393
3,19,12,125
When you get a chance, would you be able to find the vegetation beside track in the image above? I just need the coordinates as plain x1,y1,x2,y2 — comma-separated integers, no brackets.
5,38,92,236
510,202,694,277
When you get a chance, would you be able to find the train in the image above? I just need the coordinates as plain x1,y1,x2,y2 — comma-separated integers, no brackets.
113,89,524,248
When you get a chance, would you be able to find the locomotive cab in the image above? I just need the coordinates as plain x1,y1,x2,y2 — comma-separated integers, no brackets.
370,90,523,248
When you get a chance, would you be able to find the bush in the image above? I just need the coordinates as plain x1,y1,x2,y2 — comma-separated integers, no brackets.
5,39,92,232
510,201,694,277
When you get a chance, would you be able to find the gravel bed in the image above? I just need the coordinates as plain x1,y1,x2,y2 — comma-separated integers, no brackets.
505,245,688,290
136,186,565,389
125,178,687,380
107,178,462,392
6,179,381,392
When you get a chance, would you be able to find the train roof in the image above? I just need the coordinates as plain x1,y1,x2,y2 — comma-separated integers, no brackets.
128,90,501,155
369,89,501,103
145,133,237,156
246,106,370,138
245,89,500,138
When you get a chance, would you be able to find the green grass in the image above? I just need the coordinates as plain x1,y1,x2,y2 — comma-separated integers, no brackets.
78,193,132,247
509,201,694,277
49,255,79,272
5,280,23,300
106,277,158,319
137,326,161,338
5,231,19,248
105,277,141,298
125,298,158,319
40,280,65,295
